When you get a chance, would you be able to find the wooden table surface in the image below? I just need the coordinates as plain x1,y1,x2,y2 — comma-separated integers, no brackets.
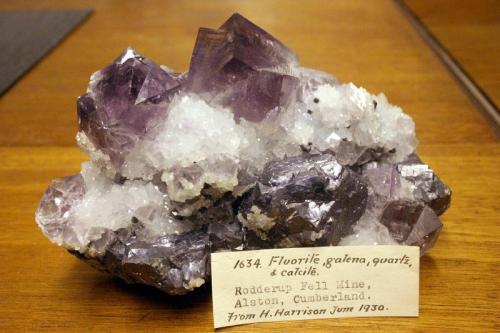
0,1,498,332
406,0,500,106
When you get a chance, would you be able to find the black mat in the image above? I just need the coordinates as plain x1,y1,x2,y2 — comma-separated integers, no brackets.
0,9,93,96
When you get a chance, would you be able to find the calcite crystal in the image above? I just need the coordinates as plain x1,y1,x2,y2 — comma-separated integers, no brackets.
36,14,451,295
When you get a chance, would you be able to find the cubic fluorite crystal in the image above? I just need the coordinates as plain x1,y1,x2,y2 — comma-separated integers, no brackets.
188,14,299,122
36,13,451,295
77,48,180,168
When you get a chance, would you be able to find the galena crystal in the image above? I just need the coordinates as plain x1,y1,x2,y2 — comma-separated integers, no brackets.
239,154,368,248
36,14,451,295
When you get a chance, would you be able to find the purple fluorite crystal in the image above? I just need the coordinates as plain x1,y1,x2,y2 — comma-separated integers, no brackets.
36,14,451,295
188,13,299,122
36,175,85,247
398,154,451,215
381,201,442,254
77,48,180,167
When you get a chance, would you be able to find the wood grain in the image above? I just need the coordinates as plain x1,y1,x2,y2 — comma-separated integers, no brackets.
405,0,500,107
0,1,498,332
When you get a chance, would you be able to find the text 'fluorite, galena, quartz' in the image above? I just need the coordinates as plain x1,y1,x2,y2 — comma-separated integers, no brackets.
36,13,451,295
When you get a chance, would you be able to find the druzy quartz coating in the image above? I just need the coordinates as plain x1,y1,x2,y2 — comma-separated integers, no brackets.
36,14,451,295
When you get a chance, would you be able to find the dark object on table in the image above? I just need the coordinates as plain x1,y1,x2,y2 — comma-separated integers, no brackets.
0,9,92,96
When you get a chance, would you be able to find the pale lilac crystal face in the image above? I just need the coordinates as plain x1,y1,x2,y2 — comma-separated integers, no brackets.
363,155,451,216
381,201,442,254
36,175,85,247
77,48,180,167
360,156,449,254
362,163,403,210
188,13,300,122
398,154,451,215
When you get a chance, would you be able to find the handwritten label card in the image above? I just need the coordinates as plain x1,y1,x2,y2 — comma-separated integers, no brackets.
211,245,419,328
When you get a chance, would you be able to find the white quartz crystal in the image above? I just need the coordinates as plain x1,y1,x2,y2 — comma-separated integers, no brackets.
79,79,417,206
339,212,397,246
70,80,417,249
43,162,192,252
278,83,417,165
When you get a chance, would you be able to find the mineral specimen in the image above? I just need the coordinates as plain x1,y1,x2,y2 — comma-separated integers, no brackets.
36,13,451,295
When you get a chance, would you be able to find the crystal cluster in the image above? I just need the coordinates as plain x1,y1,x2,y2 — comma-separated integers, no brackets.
36,14,451,295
